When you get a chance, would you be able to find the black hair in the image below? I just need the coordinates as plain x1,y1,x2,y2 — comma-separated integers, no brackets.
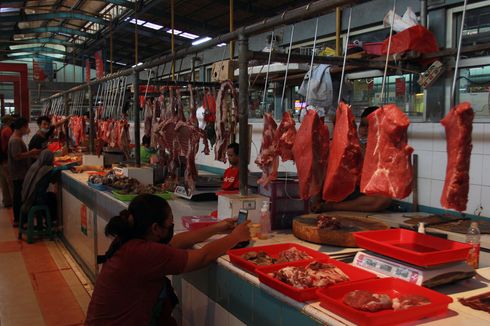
142,135,151,146
36,115,50,126
101,194,172,263
361,106,380,119
12,117,28,130
227,142,239,155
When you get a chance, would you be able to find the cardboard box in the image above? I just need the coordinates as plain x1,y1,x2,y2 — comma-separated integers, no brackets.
82,154,104,166
211,60,236,82
217,193,268,224
123,167,154,185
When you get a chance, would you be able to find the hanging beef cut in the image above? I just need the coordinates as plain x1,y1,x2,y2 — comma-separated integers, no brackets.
274,112,297,162
360,105,413,199
292,110,329,200
440,102,474,212
256,113,279,187
323,102,363,202
214,80,239,163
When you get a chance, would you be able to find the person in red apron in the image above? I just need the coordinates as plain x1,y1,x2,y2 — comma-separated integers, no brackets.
86,194,250,326
222,142,240,191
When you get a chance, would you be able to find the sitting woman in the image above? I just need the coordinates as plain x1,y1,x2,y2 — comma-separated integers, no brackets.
86,194,250,326
21,150,70,227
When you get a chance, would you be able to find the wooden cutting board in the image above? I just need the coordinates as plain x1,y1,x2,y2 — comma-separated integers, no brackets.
292,213,389,247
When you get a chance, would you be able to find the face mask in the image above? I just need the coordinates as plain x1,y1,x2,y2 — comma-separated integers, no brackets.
159,223,174,244
359,136,367,145
41,128,50,133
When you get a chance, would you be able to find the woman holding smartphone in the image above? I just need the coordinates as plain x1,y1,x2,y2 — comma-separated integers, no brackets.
86,194,250,326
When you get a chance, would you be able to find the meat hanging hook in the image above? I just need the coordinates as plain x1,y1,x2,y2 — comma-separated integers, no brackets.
262,30,275,113
144,68,153,101
305,18,319,107
280,25,295,112
451,0,468,103
338,7,352,105
380,0,397,104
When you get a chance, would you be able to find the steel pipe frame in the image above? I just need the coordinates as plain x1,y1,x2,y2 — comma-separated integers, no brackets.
238,33,249,196
15,26,95,39
0,12,107,25
0,38,82,48
6,47,67,55
44,0,358,101
133,71,141,167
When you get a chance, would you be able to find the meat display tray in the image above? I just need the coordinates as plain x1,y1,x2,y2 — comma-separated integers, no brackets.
181,216,219,231
111,190,173,202
317,278,453,326
227,243,328,275
354,229,471,267
255,259,377,302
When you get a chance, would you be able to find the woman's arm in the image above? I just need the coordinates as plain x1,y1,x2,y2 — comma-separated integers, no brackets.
183,221,250,273
170,219,236,249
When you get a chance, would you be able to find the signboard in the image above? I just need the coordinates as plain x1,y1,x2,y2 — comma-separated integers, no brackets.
32,60,45,81
395,77,406,97
85,58,91,82
80,204,88,236
95,50,104,80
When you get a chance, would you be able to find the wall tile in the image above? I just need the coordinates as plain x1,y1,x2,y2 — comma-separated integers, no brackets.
466,185,482,216
472,124,485,154
281,304,322,326
431,152,447,181
432,123,446,152
191,284,209,326
481,186,490,218
418,178,432,207
206,301,229,326
430,180,444,209
483,156,490,186
414,150,433,179
484,124,490,155
470,154,483,186
227,277,254,325
229,313,246,326
409,123,433,151
252,288,283,326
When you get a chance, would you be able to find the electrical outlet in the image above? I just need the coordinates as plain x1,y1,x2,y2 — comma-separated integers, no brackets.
243,200,256,210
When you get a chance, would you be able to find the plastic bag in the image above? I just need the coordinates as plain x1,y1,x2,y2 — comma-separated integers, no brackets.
384,7,418,32
382,25,439,55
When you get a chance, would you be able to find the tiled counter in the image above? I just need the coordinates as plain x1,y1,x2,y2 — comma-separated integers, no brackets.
60,172,490,326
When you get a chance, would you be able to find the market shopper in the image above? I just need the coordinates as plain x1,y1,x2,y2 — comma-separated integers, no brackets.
8,117,40,226
86,194,250,326
140,135,156,164
222,142,240,191
21,150,69,226
0,115,14,207
312,106,391,213
28,115,68,150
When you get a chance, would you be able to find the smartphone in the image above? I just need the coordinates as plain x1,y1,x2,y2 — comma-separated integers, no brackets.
233,210,250,249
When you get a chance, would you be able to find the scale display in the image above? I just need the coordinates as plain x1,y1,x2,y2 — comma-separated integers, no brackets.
354,252,421,284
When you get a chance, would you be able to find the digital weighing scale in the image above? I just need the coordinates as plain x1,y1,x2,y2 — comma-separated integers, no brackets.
174,175,222,201
353,251,475,288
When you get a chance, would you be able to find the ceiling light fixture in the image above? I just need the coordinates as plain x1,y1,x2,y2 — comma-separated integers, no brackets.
192,37,211,45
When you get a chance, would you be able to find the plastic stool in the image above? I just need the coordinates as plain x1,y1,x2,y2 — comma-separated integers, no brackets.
18,205,54,244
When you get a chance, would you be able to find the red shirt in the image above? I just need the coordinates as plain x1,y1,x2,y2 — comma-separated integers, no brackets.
1,125,12,155
222,166,239,190
86,239,188,326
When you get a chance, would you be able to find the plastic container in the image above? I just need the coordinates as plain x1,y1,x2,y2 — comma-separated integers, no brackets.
363,42,383,55
112,190,173,202
354,229,472,267
259,201,271,239
466,222,481,269
317,278,453,326
87,181,108,191
181,216,218,231
256,259,377,302
227,243,329,275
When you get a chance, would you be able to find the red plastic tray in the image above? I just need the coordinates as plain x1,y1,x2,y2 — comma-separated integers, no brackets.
181,216,219,231
317,278,453,326
227,243,328,275
354,228,471,267
255,259,377,302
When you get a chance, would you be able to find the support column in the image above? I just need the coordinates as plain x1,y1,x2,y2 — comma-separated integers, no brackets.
238,33,249,196
133,71,141,167
87,85,95,154
0,95,5,116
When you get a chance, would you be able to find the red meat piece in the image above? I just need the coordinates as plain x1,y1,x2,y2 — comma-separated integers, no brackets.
292,110,329,200
256,113,279,187
274,112,297,162
360,105,413,199
440,102,474,212
344,290,393,312
323,102,363,202
392,295,431,311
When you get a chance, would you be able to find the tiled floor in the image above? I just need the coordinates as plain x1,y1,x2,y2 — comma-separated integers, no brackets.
0,205,91,326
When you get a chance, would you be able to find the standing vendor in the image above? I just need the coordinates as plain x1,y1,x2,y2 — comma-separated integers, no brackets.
28,115,69,150
312,107,391,213
140,135,157,164
222,142,240,191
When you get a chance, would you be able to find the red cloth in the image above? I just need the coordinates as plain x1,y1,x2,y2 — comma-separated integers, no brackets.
86,239,188,326
1,126,12,155
222,167,239,191
382,25,438,55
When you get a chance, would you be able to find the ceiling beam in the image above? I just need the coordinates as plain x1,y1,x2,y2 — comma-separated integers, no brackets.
15,26,95,38
105,0,136,9
2,53,65,63
0,12,108,25
0,38,82,48
5,46,67,55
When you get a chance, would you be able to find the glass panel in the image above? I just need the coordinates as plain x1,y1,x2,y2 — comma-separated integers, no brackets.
457,65,490,118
